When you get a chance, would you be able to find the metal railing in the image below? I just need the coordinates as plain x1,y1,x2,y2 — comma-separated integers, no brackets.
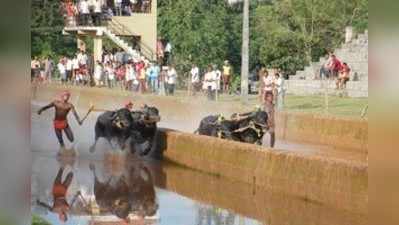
107,19,155,60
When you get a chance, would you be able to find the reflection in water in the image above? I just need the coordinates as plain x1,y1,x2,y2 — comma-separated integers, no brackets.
196,205,236,225
36,167,80,223
88,160,158,221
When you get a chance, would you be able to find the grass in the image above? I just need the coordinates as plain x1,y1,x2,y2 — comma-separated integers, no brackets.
283,94,368,118
38,84,368,119
32,214,51,225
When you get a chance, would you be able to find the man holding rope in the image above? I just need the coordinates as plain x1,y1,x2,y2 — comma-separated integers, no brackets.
37,90,93,148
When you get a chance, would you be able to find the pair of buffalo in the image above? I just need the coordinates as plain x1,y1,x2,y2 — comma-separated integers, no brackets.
90,105,160,156
196,109,269,145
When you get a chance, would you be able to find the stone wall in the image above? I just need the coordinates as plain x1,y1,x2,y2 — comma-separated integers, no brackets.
276,112,368,153
157,129,368,214
287,31,368,98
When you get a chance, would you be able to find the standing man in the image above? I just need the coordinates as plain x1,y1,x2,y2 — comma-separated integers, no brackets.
204,65,217,101
66,57,73,84
190,64,200,96
263,92,276,148
79,0,91,25
37,91,86,148
274,73,285,111
164,41,172,66
44,56,54,83
166,65,177,95
57,59,67,84
222,60,232,93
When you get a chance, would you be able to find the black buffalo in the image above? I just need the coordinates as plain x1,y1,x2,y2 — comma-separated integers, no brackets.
129,105,161,156
90,105,160,156
90,108,133,152
196,109,268,145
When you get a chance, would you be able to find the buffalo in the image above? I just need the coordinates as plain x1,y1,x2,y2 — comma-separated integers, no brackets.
90,105,161,156
196,109,268,145
90,108,133,152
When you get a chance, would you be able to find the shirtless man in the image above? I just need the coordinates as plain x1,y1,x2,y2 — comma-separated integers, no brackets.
37,91,84,148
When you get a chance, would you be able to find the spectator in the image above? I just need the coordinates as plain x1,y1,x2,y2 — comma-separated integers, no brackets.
262,69,275,104
93,0,103,26
156,38,164,65
258,67,267,101
93,60,103,86
79,0,91,26
264,91,276,148
114,0,122,16
190,64,200,96
72,54,80,82
31,57,41,81
203,65,217,101
148,62,159,93
66,57,73,83
57,59,67,84
158,66,167,96
274,73,285,111
136,60,146,93
222,60,232,93
164,41,172,65
166,65,177,96
125,63,135,91
336,62,351,89
105,63,115,88
44,57,54,83
328,53,342,79
214,65,222,95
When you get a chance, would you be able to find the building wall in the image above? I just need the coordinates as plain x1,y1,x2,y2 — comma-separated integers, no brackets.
111,0,157,59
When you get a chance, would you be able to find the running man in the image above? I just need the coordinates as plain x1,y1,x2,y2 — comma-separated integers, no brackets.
37,167,80,222
37,91,84,148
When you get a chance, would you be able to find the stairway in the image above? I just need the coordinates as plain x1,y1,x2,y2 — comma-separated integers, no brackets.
102,27,141,60
285,31,368,98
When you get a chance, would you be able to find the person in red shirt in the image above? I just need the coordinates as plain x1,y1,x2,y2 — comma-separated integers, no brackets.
329,54,343,79
336,62,351,89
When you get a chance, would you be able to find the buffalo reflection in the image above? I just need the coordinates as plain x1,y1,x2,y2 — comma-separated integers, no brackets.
86,159,159,221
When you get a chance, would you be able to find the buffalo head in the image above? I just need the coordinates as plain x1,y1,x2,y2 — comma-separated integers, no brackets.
111,108,133,130
141,105,161,124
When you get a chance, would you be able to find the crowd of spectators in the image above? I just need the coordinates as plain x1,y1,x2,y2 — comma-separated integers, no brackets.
31,57,55,84
61,0,152,27
188,61,233,101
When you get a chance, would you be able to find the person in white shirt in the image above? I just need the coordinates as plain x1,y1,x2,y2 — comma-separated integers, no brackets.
79,0,90,25
105,63,115,88
262,71,276,103
93,0,103,26
166,65,177,96
214,65,222,93
203,65,217,101
125,63,135,91
164,42,172,65
72,56,80,82
65,57,73,83
114,0,122,16
57,60,67,84
274,73,285,111
190,64,200,96
93,61,103,86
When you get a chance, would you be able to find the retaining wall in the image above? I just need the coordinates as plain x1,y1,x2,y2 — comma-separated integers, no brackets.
276,112,368,153
157,129,368,214
157,162,366,224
